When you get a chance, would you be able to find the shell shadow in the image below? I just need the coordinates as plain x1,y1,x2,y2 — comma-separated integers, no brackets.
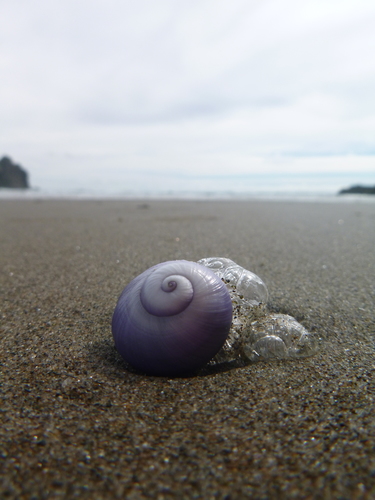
197,358,246,376
86,338,141,377
86,338,243,379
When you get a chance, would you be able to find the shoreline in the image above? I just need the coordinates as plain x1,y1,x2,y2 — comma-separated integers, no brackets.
2,188,375,204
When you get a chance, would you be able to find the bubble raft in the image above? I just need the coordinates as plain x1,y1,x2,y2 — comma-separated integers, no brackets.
242,313,319,362
198,257,268,306
198,257,319,364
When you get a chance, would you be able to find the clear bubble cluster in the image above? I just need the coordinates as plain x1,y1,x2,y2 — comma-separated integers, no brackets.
198,257,319,364
242,314,319,362
198,257,268,306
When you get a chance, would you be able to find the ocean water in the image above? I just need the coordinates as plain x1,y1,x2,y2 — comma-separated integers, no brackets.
1,171,374,202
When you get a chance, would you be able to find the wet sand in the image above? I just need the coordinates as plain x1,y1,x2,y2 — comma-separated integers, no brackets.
1,198,375,499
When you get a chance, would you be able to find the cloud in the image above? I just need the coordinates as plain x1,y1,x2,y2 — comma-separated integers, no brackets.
0,0,375,187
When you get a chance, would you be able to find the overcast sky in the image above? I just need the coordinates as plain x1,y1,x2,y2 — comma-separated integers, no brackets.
1,0,375,190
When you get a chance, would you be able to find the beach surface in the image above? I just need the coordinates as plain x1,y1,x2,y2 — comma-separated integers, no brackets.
1,198,375,499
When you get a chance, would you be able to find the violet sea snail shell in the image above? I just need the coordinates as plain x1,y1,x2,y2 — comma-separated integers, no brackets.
112,260,233,376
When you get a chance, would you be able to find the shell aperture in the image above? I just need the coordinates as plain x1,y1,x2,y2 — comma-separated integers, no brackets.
112,260,233,376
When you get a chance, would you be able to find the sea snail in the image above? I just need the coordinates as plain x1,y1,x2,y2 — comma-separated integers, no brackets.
112,260,233,376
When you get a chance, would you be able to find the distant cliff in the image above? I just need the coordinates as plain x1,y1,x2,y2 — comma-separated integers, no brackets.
0,156,29,188
338,184,375,195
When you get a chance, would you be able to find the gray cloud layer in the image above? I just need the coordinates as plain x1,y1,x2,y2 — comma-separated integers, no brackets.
1,0,375,185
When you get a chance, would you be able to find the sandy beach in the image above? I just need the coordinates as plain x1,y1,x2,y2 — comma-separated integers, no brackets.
1,198,375,499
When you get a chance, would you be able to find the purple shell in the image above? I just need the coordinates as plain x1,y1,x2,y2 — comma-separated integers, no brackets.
112,260,233,376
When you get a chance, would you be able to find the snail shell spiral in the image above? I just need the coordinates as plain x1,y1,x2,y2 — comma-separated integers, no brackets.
112,260,233,376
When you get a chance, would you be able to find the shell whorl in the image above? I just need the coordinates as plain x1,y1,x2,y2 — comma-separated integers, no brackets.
112,260,233,376
140,268,194,317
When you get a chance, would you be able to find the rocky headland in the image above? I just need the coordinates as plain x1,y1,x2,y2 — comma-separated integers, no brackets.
338,184,375,195
0,156,29,189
